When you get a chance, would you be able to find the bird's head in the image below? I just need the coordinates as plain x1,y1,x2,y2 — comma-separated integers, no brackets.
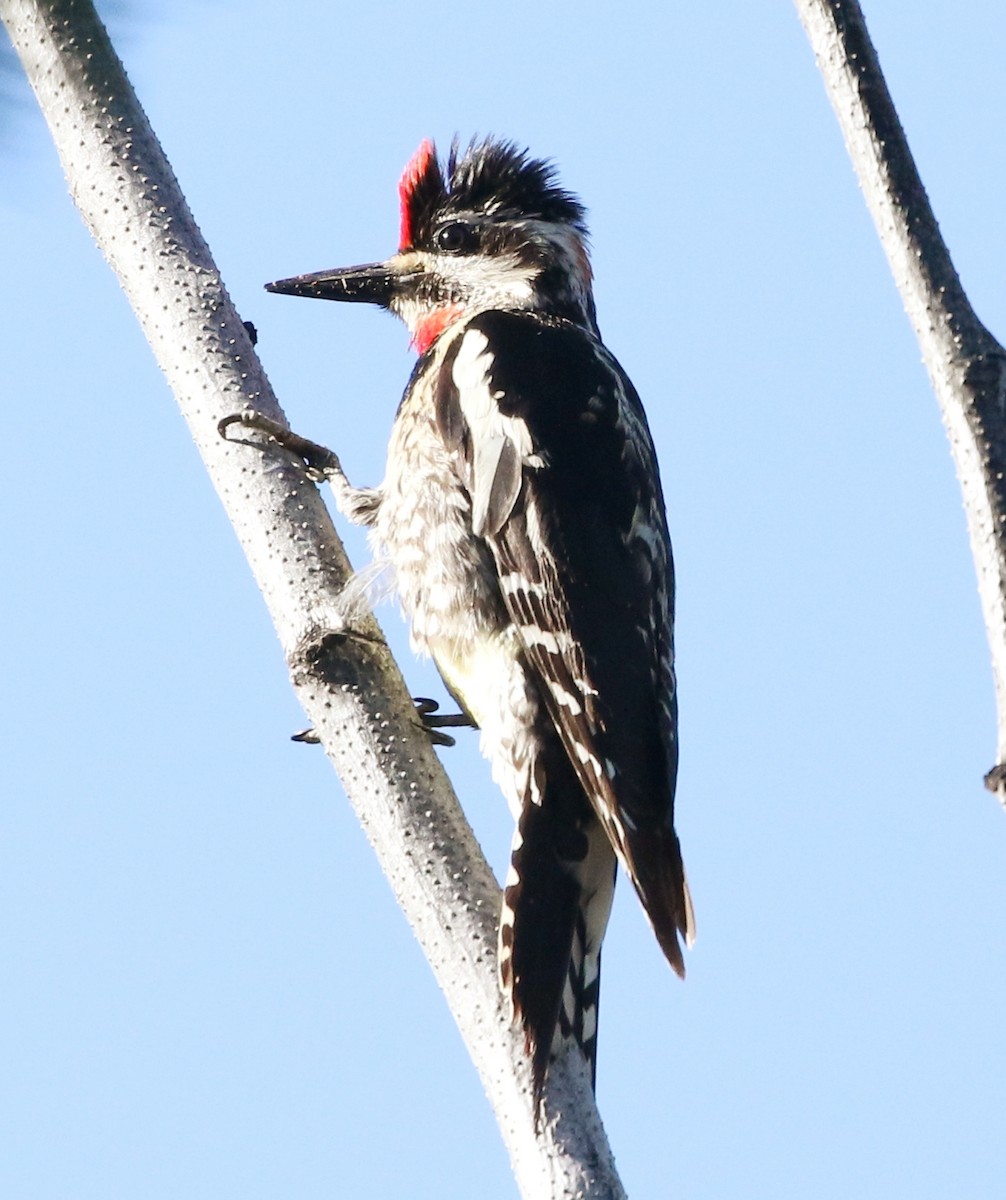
266,137,597,353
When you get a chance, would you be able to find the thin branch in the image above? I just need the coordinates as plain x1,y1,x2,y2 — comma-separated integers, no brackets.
0,0,626,1193
794,0,1006,802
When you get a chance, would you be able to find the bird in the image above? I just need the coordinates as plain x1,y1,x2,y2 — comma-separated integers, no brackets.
265,137,695,1105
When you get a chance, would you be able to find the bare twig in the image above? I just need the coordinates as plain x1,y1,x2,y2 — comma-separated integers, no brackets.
794,0,1006,803
0,0,626,1192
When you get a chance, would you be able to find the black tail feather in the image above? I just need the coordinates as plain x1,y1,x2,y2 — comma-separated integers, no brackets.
557,908,603,1089
498,735,616,1108
621,824,694,979
501,785,583,1104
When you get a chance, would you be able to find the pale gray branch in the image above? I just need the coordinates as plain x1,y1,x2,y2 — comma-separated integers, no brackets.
794,0,1006,802
0,0,626,1193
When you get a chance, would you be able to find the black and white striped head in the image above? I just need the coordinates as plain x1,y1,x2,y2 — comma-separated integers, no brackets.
266,138,598,353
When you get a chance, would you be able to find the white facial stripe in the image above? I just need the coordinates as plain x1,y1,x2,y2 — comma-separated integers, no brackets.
450,251,536,307
388,221,593,334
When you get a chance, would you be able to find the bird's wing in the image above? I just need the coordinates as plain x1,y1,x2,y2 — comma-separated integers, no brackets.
436,311,694,970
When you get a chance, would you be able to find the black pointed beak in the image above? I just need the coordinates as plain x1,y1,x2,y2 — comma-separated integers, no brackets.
265,260,412,308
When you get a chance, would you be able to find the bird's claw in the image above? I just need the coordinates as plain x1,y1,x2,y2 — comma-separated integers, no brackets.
414,696,475,747
293,700,474,749
218,408,343,482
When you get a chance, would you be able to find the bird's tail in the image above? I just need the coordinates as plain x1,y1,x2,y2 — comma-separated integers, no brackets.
620,822,695,979
498,737,616,1106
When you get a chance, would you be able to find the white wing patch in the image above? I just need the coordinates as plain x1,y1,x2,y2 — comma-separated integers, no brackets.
452,328,538,538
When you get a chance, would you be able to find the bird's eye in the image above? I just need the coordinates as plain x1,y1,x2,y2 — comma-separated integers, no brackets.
435,222,477,254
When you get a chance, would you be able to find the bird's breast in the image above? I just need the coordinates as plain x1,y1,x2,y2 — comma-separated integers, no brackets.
373,351,507,656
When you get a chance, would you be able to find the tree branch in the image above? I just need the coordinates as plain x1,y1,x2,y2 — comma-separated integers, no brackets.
0,0,626,1193
794,0,1006,802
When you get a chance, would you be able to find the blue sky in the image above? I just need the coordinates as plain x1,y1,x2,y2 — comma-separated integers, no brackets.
2,2,1005,1196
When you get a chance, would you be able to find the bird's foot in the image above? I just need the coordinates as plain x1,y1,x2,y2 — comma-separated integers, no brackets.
218,408,343,483
414,696,475,747
291,697,474,748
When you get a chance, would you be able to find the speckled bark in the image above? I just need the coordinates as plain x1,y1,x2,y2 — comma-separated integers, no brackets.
795,0,1006,807
0,0,626,1193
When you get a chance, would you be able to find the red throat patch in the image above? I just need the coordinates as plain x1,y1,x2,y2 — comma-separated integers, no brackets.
412,304,463,355
398,138,436,251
